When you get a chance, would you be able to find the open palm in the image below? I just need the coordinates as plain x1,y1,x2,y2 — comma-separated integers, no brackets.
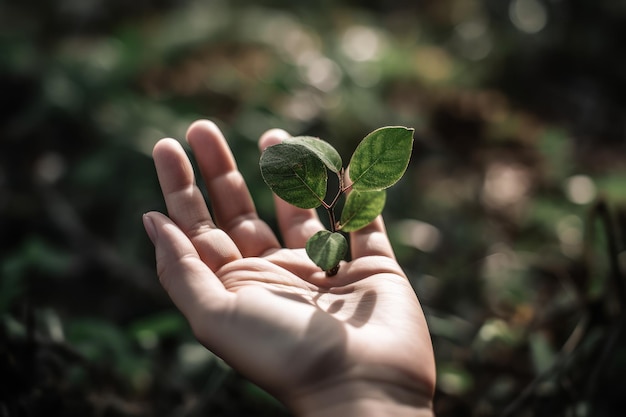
143,120,435,415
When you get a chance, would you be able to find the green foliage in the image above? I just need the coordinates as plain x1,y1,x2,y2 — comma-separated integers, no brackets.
349,127,414,191
305,231,348,272
67,318,152,384
260,143,328,209
0,237,73,314
284,136,343,173
127,311,188,343
340,190,386,232
261,127,413,273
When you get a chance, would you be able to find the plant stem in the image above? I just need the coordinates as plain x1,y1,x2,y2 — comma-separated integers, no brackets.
326,265,340,277
325,187,341,233
325,170,346,233
323,170,346,277
327,206,337,233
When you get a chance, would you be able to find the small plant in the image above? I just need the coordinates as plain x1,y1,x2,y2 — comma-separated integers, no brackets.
260,126,414,276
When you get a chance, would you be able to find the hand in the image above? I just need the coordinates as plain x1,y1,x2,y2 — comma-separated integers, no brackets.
143,120,436,416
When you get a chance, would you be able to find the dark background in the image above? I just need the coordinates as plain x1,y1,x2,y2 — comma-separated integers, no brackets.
2,0,626,415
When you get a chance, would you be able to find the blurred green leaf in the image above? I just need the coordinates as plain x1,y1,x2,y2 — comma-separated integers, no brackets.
67,318,151,382
0,259,26,315
0,237,73,313
438,364,474,396
128,311,187,339
529,332,556,374
67,318,132,362
537,128,573,182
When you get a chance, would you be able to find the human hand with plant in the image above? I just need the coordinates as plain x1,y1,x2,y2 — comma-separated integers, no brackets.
142,120,436,416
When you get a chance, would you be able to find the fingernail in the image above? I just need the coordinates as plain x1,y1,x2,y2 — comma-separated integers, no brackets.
143,213,158,244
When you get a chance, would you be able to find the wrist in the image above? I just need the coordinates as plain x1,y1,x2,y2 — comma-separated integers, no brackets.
285,367,434,417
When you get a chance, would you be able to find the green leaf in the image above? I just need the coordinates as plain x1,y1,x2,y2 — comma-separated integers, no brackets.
339,190,386,232
284,136,343,173
348,126,414,191
305,231,348,271
260,143,327,209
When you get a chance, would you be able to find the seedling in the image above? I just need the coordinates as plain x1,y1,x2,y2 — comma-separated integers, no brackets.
260,126,414,276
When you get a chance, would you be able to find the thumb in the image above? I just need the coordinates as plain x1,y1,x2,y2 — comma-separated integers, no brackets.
142,212,233,334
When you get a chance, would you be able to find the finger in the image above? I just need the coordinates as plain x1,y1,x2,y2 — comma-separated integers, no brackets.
187,120,280,257
142,212,234,333
350,215,396,259
153,138,242,271
259,129,325,248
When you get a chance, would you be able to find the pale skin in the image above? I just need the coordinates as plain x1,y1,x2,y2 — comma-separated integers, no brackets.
142,120,436,416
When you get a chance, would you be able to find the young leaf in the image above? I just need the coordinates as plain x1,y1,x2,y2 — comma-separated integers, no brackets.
260,143,327,209
284,136,342,173
348,126,414,191
339,190,386,232
305,231,348,272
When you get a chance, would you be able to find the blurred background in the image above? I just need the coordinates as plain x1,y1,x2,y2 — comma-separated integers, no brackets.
2,0,626,415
